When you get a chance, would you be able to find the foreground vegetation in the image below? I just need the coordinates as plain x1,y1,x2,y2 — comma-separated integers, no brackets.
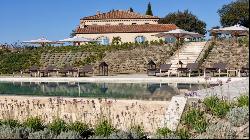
0,94,248,139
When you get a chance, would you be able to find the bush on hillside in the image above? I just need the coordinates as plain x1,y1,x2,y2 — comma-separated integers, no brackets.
203,96,231,118
28,128,55,139
183,108,207,133
66,121,94,138
23,117,45,132
47,118,67,135
226,106,249,127
94,119,116,138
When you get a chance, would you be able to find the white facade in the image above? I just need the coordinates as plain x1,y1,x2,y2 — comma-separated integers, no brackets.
76,32,162,44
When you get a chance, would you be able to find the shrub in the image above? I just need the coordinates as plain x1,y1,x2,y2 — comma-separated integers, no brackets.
183,108,207,133
226,106,249,127
177,128,190,139
28,128,55,139
56,131,81,139
23,117,45,132
194,134,210,139
108,130,130,139
236,95,249,107
205,121,236,139
94,119,116,137
47,118,67,135
66,121,94,138
155,126,172,138
203,96,231,118
1,119,21,128
153,133,180,139
128,125,146,139
0,125,30,139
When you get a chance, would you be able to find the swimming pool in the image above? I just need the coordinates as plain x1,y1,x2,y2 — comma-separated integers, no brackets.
0,82,212,100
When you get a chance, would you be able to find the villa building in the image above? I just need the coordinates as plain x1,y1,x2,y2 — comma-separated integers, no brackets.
75,10,178,45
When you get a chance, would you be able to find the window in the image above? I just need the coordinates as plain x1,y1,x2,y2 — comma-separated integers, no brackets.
97,36,110,45
145,23,149,24
132,23,137,25
165,37,176,43
135,36,146,43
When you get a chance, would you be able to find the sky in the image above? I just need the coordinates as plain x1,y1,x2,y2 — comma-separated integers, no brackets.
0,0,235,44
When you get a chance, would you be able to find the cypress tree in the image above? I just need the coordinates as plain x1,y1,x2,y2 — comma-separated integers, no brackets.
145,2,153,16
129,7,134,12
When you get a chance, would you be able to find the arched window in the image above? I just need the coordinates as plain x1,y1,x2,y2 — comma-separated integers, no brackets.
135,36,146,43
97,36,109,45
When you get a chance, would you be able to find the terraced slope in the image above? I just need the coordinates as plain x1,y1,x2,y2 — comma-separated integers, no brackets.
201,43,249,69
101,45,176,74
40,52,96,68
39,45,176,74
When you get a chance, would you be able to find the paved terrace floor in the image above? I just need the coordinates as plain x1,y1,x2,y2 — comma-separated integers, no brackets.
0,74,248,84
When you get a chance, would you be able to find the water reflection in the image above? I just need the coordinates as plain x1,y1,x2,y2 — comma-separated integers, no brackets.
0,82,209,100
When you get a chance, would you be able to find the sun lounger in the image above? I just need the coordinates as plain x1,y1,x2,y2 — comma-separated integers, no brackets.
156,64,172,77
205,62,228,77
59,65,77,77
240,62,249,77
177,63,200,77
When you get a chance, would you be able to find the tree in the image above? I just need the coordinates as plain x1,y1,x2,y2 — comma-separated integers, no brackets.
70,29,76,37
145,2,153,16
159,10,207,35
129,7,134,12
218,0,249,27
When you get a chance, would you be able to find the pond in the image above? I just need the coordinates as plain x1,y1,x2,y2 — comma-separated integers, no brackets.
0,82,214,100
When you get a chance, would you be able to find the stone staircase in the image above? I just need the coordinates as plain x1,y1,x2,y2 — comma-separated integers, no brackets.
166,42,207,74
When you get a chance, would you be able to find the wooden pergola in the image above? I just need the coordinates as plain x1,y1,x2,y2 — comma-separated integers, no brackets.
99,62,108,76
147,60,157,76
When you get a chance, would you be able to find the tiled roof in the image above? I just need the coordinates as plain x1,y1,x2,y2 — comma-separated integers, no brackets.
76,24,178,34
81,10,159,20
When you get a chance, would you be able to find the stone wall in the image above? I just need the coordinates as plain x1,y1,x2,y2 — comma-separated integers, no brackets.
0,96,168,133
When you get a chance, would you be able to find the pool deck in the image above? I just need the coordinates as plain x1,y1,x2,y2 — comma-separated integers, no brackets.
0,74,248,84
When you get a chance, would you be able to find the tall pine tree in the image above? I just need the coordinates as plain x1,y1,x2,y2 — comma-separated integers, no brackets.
129,7,134,12
145,2,153,16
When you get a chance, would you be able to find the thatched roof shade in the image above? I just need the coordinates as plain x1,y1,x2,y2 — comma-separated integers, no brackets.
147,60,156,66
45,65,58,71
29,66,40,72
81,65,94,72
99,62,108,67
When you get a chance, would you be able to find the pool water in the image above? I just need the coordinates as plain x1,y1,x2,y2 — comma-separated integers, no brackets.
0,82,211,100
